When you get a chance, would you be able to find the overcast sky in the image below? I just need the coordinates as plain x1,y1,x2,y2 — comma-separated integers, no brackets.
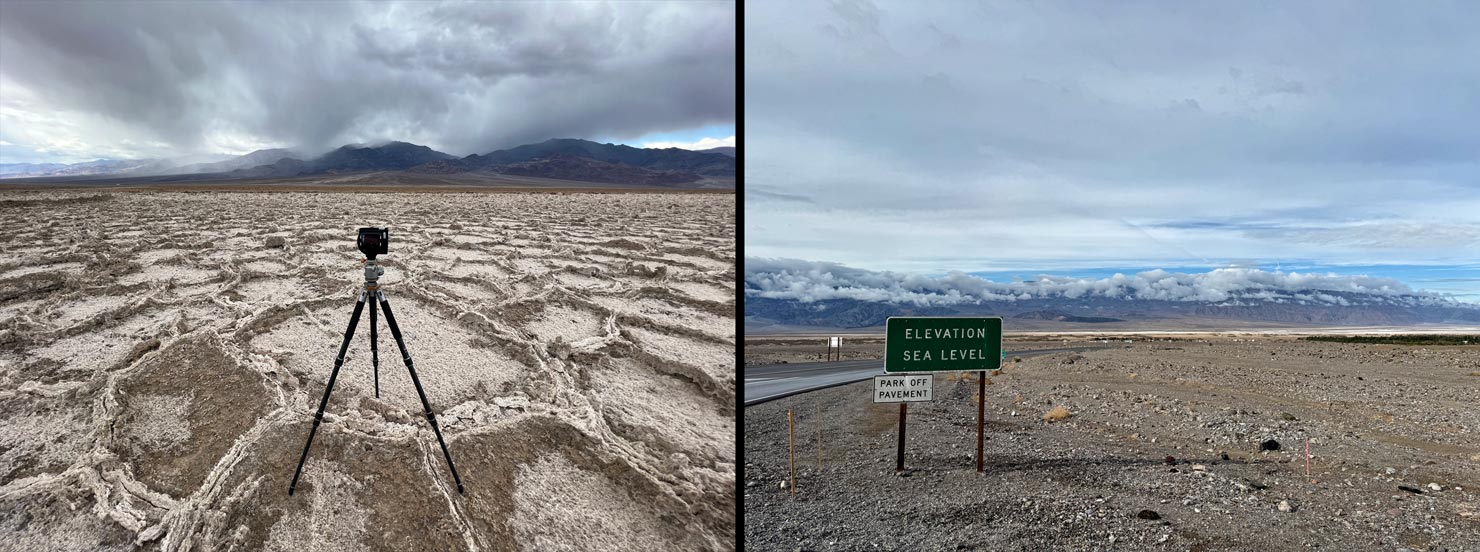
745,1,1480,300
0,1,734,163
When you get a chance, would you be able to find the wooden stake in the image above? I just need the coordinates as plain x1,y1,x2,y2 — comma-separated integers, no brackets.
788,408,796,496
977,370,986,472
896,403,907,472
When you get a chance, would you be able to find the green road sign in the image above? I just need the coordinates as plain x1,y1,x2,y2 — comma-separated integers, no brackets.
884,317,1002,373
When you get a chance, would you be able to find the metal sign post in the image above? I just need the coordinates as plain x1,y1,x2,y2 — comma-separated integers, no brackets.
883,317,1002,473
977,370,986,472
874,374,933,472
897,403,907,471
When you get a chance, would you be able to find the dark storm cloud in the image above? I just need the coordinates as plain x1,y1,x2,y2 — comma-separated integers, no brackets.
0,1,734,158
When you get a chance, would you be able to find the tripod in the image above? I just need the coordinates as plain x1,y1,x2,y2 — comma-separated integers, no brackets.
288,258,465,495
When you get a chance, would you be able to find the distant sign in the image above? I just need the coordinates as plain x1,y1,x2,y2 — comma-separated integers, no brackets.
830,336,841,347
885,317,1002,373
873,374,933,403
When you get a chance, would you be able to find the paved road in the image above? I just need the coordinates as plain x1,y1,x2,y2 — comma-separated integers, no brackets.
743,347,1106,406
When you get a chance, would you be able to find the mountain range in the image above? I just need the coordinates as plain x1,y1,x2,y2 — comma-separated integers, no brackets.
0,138,736,187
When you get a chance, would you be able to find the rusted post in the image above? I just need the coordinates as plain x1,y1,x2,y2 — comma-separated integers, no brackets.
788,408,796,496
896,403,907,471
977,370,986,472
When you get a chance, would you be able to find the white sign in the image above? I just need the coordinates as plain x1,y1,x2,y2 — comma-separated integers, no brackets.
830,336,841,347
873,375,933,403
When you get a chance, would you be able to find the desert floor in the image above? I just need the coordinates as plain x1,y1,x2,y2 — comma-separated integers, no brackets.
744,335,1480,550
0,190,735,551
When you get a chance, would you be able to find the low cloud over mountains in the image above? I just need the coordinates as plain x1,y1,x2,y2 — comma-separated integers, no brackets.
745,258,1480,329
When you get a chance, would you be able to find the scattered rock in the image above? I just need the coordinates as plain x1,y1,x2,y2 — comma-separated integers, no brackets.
1164,455,1176,465
779,481,788,490
1137,509,1161,520
1192,464,1207,471
1260,439,1281,451
1384,467,1398,475
1427,482,1442,492
1278,500,1296,513
1220,451,1231,461
1280,412,1297,421
265,236,286,248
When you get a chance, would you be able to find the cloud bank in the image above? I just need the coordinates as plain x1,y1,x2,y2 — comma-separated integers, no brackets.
745,258,1455,307
642,135,736,151
0,1,734,161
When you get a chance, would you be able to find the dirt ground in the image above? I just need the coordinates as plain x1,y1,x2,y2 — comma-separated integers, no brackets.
744,336,1480,550
0,190,735,551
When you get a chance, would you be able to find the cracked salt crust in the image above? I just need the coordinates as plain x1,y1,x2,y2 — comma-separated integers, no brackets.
0,190,735,550
523,303,606,344
511,453,679,552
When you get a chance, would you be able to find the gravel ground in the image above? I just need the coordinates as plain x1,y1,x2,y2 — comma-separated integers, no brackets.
744,337,1480,551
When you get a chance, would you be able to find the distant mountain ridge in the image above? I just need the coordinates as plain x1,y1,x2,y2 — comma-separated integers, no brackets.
2,138,737,188
447,138,735,177
489,153,703,185
746,294,1480,329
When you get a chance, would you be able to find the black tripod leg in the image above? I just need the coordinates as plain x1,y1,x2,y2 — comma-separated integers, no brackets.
370,298,379,399
288,292,366,496
378,292,465,494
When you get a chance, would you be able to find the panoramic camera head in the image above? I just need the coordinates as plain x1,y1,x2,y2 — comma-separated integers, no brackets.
357,227,389,260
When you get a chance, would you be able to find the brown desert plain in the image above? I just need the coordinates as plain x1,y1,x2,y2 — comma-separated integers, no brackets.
743,334,1480,550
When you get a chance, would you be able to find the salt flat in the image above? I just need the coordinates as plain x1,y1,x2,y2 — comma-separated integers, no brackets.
0,190,735,551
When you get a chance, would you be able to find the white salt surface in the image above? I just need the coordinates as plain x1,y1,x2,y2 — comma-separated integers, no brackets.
0,262,84,280
511,453,679,551
117,265,216,286
524,303,606,344
0,190,734,549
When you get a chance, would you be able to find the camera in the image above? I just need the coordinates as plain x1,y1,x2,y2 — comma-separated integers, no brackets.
358,227,389,259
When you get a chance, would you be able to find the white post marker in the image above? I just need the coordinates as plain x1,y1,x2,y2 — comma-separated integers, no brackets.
873,374,934,403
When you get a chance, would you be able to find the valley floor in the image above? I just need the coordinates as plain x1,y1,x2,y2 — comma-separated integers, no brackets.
744,337,1480,550
0,190,736,551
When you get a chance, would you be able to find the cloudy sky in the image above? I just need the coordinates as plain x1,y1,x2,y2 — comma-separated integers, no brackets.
745,1,1480,301
0,1,734,163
